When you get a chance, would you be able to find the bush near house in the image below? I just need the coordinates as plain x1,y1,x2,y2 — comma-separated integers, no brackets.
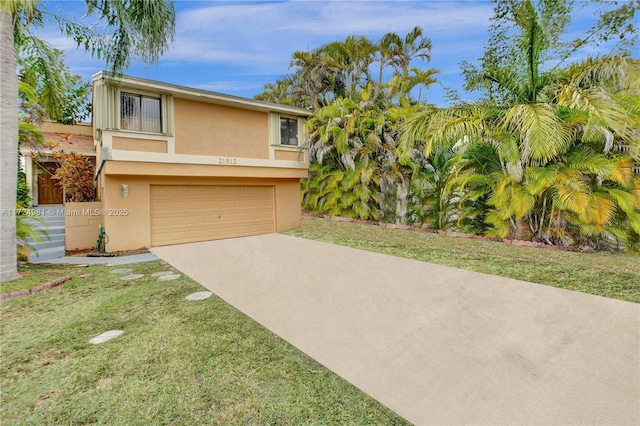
17,162,31,206
52,151,96,202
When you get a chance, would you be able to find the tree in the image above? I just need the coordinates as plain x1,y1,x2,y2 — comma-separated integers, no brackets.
1,0,175,281
402,0,639,249
1,3,25,281
387,26,432,81
408,147,464,230
52,151,97,203
302,95,428,223
18,35,92,125
256,27,437,108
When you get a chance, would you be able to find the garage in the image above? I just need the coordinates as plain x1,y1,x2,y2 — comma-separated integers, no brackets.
150,185,275,246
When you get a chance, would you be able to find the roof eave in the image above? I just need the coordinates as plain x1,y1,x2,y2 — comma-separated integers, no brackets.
93,71,312,117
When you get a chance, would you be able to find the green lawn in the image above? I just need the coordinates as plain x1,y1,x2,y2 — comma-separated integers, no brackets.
285,217,640,304
1,261,409,425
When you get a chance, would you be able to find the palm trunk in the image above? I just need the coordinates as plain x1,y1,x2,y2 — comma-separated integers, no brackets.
1,8,21,281
514,217,532,241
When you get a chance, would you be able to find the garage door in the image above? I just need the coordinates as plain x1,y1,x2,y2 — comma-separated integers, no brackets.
150,185,275,246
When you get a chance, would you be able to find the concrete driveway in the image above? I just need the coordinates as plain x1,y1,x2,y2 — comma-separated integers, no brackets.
152,234,640,425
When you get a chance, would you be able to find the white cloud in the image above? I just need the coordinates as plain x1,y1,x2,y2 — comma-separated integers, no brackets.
170,1,494,67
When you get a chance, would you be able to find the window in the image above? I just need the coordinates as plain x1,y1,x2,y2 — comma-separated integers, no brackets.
121,92,162,133
280,117,298,146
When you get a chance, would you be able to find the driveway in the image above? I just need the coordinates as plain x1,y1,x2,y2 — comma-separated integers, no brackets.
152,234,640,425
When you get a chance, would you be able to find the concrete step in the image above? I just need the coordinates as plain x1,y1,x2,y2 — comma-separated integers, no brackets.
37,216,65,224
27,245,66,262
22,206,66,262
24,238,65,251
23,224,65,236
26,216,64,225
24,234,65,244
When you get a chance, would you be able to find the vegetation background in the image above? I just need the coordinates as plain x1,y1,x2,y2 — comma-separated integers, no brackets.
256,0,640,253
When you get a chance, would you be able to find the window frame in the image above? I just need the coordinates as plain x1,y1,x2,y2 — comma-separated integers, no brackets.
279,116,300,147
120,91,163,134
270,113,303,147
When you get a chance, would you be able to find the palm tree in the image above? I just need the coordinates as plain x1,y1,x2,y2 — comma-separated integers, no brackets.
388,26,432,81
320,36,376,96
303,96,426,222
18,34,92,125
407,67,439,104
303,98,379,219
1,0,175,281
377,32,401,85
402,0,639,246
289,48,347,107
409,147,464,230
1,3,26,281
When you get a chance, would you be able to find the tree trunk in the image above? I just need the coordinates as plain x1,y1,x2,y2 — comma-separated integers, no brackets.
1,9,21,281
514,217,532,241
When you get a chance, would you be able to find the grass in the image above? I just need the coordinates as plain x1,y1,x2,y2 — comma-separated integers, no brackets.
285,217,640,304
1,261,409,425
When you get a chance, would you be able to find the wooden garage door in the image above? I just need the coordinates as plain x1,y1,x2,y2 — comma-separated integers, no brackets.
150,185,275,246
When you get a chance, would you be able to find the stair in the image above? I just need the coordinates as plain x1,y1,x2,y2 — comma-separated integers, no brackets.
24,206,66,262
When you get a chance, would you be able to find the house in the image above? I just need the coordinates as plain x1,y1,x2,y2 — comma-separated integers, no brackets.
20,121,95,206
22,72,311,254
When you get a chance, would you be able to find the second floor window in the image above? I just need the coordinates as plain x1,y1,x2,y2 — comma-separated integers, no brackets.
121,92,162,133
280,117,298,146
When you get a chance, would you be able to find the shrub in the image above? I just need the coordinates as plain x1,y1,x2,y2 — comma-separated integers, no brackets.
52,152,96,202
17,158,31,206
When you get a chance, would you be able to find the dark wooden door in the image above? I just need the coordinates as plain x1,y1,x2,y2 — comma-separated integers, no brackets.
38,163,63,205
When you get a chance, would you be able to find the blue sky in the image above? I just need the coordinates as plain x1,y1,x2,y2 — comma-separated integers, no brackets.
39,1,638,108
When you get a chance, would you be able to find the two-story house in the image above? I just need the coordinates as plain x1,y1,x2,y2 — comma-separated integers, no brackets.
23,72,311,254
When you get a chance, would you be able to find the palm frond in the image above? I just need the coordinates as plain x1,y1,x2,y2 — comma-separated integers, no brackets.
553,169,590,212
607,188,637,214
578,192,616,227
502,103,571,163
525,165,557,195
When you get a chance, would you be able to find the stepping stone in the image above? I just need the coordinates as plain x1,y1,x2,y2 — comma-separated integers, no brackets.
89,330,123,344
151,271,174,277
111,268,133,274
159,274,181,281
120,274,144,281
185,291,212,301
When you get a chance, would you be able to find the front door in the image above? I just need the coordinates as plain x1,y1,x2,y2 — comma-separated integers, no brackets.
37,162,63,205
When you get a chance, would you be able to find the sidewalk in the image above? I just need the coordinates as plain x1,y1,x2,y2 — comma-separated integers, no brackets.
29,253,159,265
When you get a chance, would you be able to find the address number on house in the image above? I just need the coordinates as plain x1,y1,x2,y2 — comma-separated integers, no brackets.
218,157,237,165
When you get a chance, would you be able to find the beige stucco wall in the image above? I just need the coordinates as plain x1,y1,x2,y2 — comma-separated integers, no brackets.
274,149,303,161
103,160,308,179
112,137,168,153
64,201,104,250
274,179,302,232
173,98,269,159
100,174,301,251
